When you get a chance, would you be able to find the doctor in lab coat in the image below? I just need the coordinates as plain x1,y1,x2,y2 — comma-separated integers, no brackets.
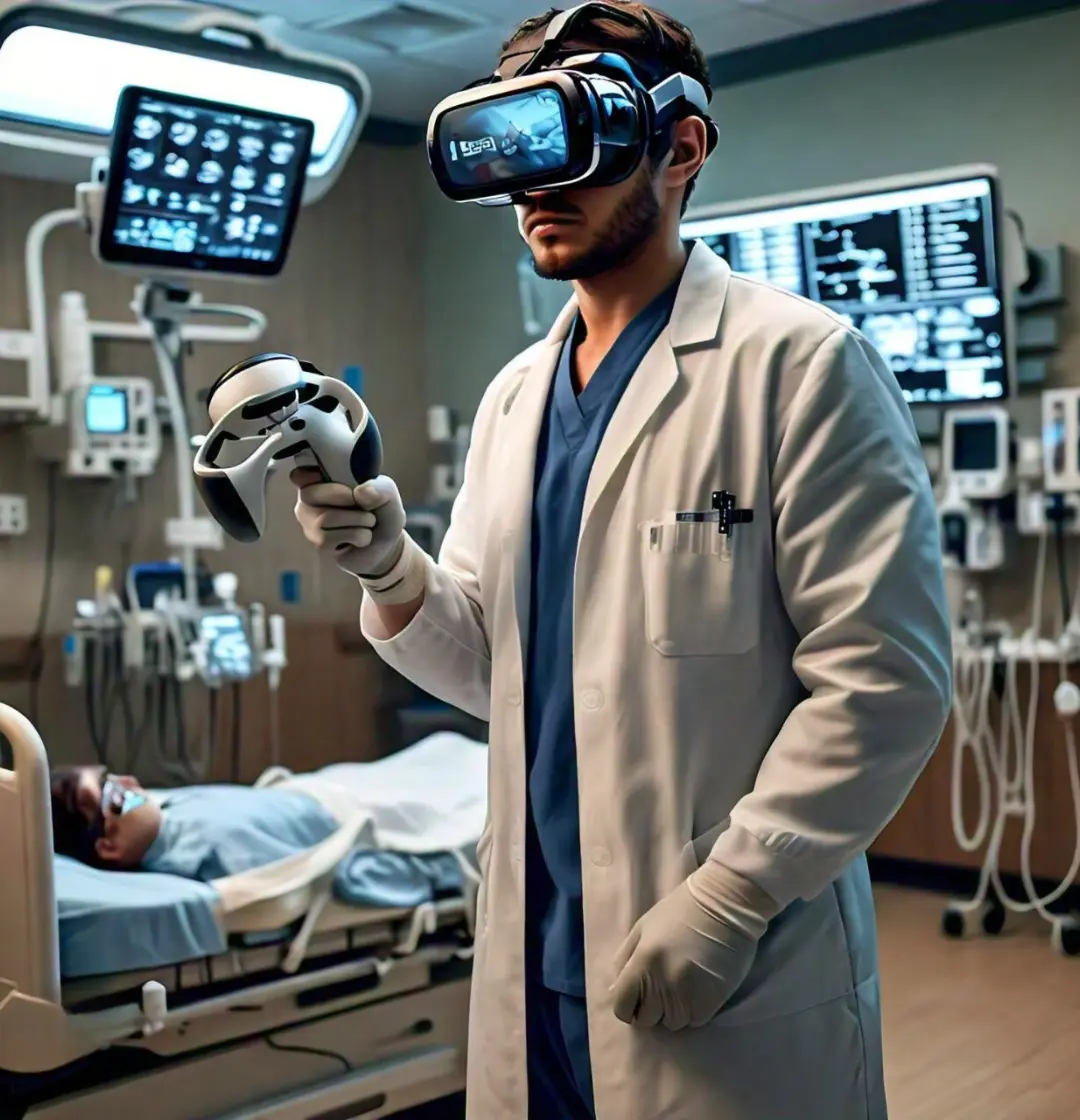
292,9,953,1117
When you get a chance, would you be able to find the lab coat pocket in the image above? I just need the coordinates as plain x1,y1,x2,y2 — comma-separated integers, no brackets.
640,519,760,656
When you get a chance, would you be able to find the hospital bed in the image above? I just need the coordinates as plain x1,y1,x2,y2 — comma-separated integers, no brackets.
0,704,479,1120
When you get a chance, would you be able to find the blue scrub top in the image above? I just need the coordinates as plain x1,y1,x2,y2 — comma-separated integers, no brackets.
524,273,683,996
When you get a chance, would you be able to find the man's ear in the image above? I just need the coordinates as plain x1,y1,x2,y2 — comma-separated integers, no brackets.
95,835,120,863
666,116,709,188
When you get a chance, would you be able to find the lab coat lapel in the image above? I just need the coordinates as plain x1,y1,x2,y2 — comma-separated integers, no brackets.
581,241,732,528
500,298,578,660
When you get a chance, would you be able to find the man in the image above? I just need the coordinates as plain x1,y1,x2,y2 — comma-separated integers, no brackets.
48,732,487,889
48,764,341,878
292,3,952,1117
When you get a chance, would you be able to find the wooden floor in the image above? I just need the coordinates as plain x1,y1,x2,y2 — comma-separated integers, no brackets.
877,885,1080,1119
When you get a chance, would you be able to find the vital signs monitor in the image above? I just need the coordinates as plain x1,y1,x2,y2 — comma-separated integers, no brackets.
98,86,314,278
681,168,1011,405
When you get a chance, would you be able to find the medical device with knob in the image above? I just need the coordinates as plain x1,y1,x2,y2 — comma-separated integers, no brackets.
194,353,384,544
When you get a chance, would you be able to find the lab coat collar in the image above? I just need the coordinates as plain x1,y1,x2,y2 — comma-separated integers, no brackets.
670,239,732,350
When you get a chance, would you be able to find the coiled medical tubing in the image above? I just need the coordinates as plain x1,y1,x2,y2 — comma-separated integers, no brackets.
946,526,1080,951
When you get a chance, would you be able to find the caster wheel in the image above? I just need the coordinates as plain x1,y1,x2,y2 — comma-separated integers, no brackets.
1050,917,1080,957
981,904,1007,936
941,907,966,938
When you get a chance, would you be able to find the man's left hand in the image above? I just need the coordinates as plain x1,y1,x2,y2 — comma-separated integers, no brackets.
610,862,781,1031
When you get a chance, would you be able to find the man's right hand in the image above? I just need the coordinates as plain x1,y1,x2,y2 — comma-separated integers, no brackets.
291,468,408,579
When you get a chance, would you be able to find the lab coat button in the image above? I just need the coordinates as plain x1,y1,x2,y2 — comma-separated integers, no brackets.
581,688,603,710
590,847,612,867
507,691,522,706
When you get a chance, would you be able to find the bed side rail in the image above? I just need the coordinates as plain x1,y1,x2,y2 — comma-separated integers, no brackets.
0,704,61,1006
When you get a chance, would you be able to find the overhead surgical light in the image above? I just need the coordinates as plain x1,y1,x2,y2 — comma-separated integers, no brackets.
0,2,371,200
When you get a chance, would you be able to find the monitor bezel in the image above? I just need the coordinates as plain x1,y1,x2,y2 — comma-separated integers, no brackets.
681,164,1015,406
98,84,315,280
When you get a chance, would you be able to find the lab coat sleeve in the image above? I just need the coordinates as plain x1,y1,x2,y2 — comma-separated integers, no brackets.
706,326,953,911
359,401,495,722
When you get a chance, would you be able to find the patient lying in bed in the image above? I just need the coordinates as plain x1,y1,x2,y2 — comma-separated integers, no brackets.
49,733,489,894
50,766,342,879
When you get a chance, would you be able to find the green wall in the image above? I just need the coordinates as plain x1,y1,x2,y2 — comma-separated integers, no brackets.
421,7,1080,417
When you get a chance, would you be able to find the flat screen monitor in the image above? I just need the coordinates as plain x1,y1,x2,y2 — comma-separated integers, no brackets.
681,169,1011,405
99,85,314,278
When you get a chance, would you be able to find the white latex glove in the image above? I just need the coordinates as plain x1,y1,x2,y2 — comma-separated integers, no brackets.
292,470,407,578
610,861,781,1032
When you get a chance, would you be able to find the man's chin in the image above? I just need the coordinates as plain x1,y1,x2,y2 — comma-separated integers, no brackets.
531,248,609,283
530,235,644,283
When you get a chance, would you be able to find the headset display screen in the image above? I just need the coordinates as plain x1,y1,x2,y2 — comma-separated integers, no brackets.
99,87,314,278
438,88,570,188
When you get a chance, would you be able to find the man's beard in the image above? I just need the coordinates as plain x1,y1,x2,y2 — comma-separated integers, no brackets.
530,171,661,282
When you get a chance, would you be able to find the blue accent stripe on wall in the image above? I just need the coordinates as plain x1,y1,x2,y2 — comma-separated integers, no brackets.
708,0,1080,89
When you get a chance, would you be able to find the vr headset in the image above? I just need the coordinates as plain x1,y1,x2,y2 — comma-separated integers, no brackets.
426,1,719,207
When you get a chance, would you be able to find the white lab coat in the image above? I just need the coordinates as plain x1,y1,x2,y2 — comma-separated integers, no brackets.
362,241,952,1119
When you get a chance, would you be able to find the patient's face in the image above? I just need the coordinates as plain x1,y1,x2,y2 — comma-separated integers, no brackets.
73,768,164,869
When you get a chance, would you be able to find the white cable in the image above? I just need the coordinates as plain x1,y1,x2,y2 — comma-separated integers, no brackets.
949,646,995,852
1011,532,1080,915
974,526,1080,919
1015,658,1080,917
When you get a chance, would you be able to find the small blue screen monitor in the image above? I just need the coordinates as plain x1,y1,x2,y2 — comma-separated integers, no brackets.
99,86,314,278
681,171,1012,405
85,384,128,434
438,88,569,189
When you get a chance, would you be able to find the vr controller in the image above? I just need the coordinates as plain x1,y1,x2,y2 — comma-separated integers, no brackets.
194,353,383,543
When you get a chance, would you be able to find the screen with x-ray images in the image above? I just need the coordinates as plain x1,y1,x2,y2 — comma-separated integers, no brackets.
100,86,314,278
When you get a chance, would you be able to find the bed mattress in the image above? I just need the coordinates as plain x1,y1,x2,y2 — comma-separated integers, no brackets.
55,846,471,981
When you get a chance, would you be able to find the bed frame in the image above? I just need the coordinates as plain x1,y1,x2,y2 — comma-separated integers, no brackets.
0,703,473,1119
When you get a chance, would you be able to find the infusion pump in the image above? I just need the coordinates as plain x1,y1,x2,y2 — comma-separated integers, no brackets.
938,407,1013,573
67,377,160,479
940,406,1012,501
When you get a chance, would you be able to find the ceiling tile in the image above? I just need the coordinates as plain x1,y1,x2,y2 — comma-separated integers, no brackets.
356,55,476,119
218,0,373,23
755,0,934,29
689,4,812,54
404,27,505,73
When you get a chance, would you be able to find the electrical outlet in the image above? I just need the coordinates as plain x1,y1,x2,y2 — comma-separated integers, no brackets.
0,495,28,536
0,330,33,361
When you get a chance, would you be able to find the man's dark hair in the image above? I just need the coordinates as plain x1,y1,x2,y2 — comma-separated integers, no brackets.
500,2,714,213
49,765,105,867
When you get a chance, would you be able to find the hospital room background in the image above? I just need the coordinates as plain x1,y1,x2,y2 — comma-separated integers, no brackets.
1,0,1079,1117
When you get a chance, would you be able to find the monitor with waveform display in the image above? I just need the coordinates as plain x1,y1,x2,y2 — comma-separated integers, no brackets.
681,167,1012,404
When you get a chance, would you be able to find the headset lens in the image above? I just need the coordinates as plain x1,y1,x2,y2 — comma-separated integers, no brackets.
436,87,571,189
